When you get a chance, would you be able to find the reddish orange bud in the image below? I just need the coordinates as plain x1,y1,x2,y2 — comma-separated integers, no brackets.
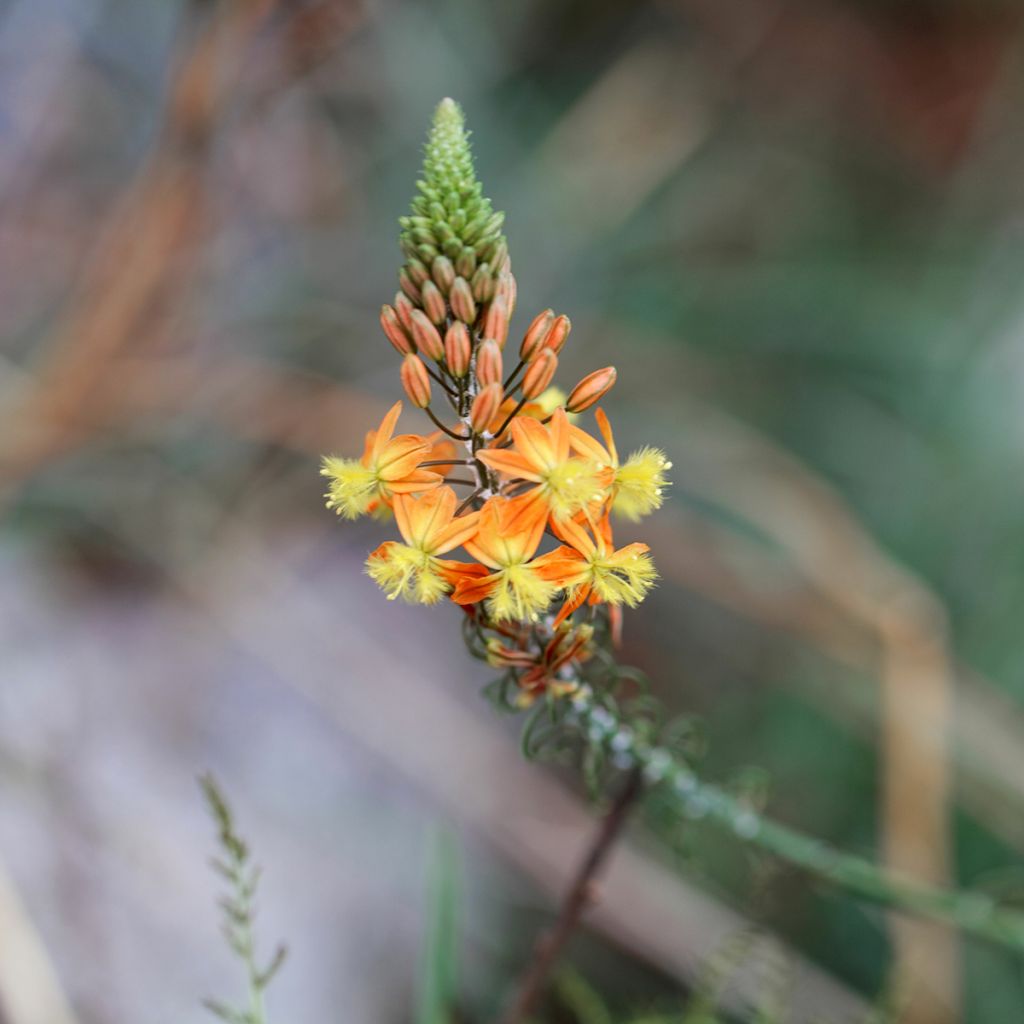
400,353,432,408
496,272,517,316
454,248,476,278
432,255,455,293
483,298,509,349
421,280,447,326
542,314,571,355
450,277,477,323
380,305,413,355
520,309,554,361
476,338,503,387
445,322,471,377
405,259,430,287
394,291,415,332
469,382,503,433
567,366,617,413
399,267,421,303
471,264,495,303
521,349,558,399
409,309,445,361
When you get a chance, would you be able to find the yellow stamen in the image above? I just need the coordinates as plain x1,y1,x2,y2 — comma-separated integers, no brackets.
322,457,379,519
613,448,672,522
366,543,450,605
488,563,558,622
587,548,658,606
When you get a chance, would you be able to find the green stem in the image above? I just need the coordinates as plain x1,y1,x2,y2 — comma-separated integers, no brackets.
565,686,1024,952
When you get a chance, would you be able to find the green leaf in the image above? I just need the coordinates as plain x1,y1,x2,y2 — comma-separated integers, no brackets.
415,828,461,1024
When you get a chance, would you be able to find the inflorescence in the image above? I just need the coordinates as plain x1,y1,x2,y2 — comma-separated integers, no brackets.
321,98,670,706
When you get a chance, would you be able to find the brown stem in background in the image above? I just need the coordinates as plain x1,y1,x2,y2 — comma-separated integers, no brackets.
497,768,644,1024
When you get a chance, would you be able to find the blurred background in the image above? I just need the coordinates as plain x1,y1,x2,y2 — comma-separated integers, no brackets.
3,0,1024,1021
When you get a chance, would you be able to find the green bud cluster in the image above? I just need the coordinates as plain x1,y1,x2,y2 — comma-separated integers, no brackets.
397,98,509,318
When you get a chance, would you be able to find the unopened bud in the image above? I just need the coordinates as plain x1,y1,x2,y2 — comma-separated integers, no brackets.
409,309,445,361
520,309,554,361
542,314,571,355
398,267,421,304
405,259,430,287
521,349,558,399
471,263,495,303
483,298,509,349
476,339,503,387
450,277,477,323
431,255,455,294
496,272,517,316
400,354,432,408
421,280,447,326
445,322,471,377
469,382,503,433
567,366,617,413
394,292,415,333
454,248,477,278
380,305,413,355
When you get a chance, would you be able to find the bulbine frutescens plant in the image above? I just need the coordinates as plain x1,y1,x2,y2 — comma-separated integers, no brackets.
322,98,1024,970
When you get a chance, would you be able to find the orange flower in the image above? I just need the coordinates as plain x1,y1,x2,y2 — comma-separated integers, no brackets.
569,408,671,522
477,408,604,519
322,401,442,519
366,487,480,604
450,496,562,621
541,512,657,625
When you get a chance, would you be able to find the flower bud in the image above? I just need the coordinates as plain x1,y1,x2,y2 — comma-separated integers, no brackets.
566,366,617,413
454,248,477,278
520,309,554,361
469,382,503,433
421,280,447,326
409,309,445,361
450,277,477,323
431,255,455,294
445,322,471,377
405,259,430,287
394,292,415,333
521,349,558,400
483,297,509,349
400,354,431,408
542,314,571,355
398,267,421,304
470,263,495,303
495,272,517,316
476,338,503,387
380,305,413,355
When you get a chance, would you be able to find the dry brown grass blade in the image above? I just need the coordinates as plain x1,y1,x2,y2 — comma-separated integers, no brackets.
0,0,278,490
663,398,957,1022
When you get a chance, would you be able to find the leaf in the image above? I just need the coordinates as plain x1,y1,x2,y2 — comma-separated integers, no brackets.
415,829,461,1024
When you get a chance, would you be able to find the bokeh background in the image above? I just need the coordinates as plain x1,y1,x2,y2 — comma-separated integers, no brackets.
3,0,1024,1021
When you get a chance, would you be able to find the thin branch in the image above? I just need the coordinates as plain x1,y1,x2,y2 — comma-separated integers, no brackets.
424,406,469,440
496,767,644,1024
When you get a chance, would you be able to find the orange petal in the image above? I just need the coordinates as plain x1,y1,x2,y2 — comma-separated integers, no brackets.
549,407,570,463
476,448,542,482
433,509,481,554
378,434,431,477
387,470,443,494
450,572,498,606
594,408,618,464
568,423,611,466
550,514,597,558
509,415,555,471
370,401,403,463
554,585,591,627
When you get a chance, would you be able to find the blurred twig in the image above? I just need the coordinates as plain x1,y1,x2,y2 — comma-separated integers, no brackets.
497,768,644,1024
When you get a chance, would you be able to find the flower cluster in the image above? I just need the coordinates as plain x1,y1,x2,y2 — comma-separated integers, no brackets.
321,99,670,703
